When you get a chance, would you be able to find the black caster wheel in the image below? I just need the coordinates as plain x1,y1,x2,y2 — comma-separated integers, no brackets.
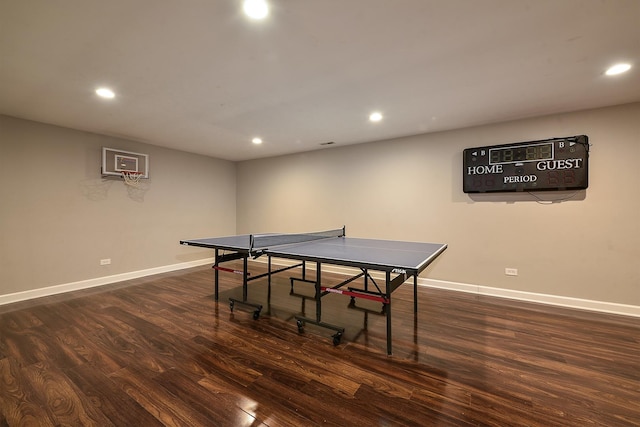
332,332,343,346
296,319,304,333
229,300,235,312
253,310,260,320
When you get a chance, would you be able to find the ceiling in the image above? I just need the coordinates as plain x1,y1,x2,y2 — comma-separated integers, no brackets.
1,0,639,161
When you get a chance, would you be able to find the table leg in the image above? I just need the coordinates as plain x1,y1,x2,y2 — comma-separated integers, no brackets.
243,256,248,301
214,249,219,301
386,270,392,355
315,261,321,322
294,261,344,345
414,274,418,314
267,256,272,304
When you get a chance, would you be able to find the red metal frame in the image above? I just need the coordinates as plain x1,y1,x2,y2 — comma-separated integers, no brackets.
320,286,389,304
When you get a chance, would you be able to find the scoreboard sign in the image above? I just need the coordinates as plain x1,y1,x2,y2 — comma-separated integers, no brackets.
463,135,589,193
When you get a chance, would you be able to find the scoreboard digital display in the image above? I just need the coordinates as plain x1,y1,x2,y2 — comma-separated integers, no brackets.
463,135,589,193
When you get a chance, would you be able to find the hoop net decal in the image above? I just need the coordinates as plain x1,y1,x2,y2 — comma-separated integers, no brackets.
121,171,144,188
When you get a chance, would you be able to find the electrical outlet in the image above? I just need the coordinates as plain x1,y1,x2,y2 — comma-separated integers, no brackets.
100,258,111,265
505,268,518,276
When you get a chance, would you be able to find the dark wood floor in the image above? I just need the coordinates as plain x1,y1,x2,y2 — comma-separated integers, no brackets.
1,262,638,426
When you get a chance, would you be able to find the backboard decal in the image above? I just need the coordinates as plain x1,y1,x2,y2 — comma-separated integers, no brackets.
102,147,149,178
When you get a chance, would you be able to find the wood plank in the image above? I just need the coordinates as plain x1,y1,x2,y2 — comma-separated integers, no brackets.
0,358,55,427
0,263,638,426
65,362,164,426
21,361,114,426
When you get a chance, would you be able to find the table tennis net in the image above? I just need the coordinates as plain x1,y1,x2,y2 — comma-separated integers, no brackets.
249,227,345,252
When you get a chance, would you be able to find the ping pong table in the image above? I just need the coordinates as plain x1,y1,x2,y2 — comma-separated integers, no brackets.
180,227,447,355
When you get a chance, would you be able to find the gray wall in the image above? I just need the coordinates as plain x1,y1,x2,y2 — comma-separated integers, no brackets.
0,115,236,295
2,103,639,309
237,103,640,306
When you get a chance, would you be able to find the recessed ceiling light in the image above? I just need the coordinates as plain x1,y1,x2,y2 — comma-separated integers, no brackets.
605,63,631,76
243,0,269,19
96,87,115,99
369,112,383,122
252,137,263,144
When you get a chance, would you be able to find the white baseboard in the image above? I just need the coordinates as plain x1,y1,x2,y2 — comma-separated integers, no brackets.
421,278,640,318
0,258,214,306
2,257,638,318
